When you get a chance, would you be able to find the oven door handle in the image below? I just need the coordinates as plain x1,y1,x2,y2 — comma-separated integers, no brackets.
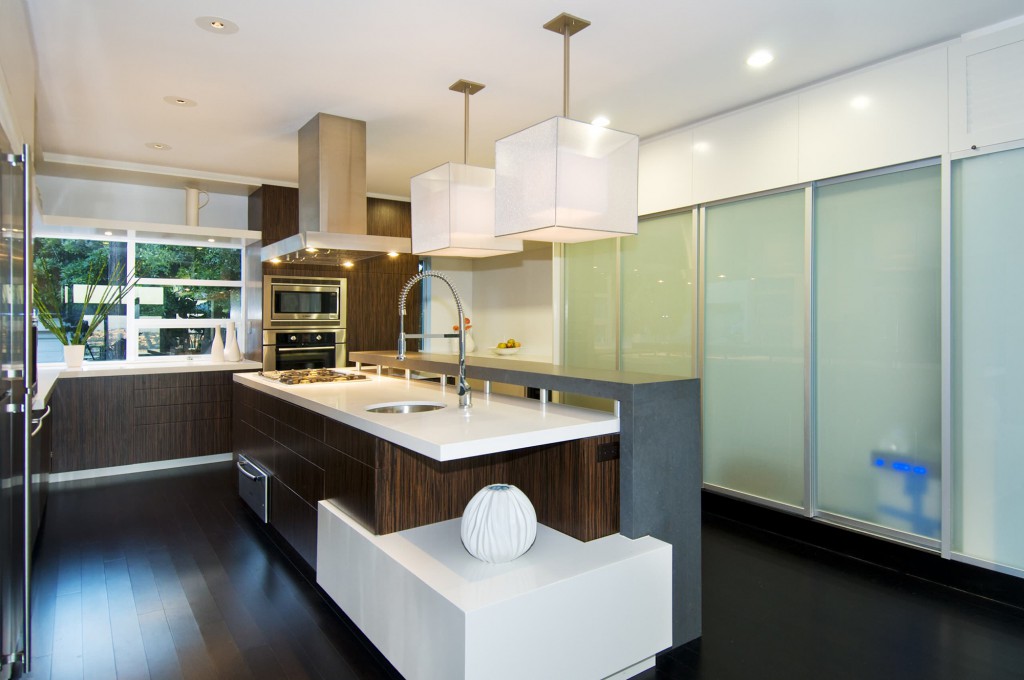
276,346,335,352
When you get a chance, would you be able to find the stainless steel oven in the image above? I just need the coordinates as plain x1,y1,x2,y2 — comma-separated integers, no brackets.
264,275,346,328
262,328,346,371
262,275,348,370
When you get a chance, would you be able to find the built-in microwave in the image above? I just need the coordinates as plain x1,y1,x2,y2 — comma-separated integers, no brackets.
263,275,346,328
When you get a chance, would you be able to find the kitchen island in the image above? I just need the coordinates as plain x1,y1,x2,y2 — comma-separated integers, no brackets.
350,351,702,651
232,368,676,680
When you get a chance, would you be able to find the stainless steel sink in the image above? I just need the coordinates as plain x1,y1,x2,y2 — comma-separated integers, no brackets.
365,402,447,414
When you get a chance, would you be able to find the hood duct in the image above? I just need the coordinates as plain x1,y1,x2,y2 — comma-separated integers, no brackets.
261,113,411,265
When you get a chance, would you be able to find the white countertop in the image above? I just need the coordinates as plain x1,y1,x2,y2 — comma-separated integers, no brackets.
34,359,261,408
234,371,619,462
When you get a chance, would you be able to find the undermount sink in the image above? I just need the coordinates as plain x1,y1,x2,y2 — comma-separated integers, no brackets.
366,401,447,414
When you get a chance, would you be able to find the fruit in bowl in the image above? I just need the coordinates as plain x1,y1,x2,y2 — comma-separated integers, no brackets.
492,338,522,355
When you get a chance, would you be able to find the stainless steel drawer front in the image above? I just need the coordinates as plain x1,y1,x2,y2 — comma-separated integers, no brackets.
237,455,269,523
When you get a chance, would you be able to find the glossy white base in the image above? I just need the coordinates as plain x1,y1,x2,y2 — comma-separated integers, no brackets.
317,501,672,680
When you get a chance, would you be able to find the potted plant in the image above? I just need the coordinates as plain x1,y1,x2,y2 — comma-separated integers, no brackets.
33,259,138,368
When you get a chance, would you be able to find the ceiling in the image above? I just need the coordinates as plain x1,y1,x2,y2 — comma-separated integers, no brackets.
25,0,1024,198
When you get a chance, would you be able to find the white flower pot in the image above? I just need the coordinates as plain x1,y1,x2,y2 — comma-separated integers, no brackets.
63,344,85,368
461,484,537,563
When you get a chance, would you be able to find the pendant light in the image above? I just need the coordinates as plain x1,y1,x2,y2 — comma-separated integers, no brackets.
411,80,524,257
494,13,638,243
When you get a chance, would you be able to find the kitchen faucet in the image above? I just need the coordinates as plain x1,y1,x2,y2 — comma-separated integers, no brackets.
397,271,471,409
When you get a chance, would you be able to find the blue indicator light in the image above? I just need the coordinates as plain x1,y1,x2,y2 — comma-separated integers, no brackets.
874,458,886,467
913,466,927,475
893,462,911,472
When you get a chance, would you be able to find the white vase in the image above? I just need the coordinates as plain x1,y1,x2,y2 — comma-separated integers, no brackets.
461,484,537,564
450,331,475,355
224,321,241,361
63,344,85,368
211,325,225,362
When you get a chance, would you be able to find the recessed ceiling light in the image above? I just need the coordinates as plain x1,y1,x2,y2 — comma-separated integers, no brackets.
163,95,197,108
305,247,319,253
207,238,216,243
850,95,871,110
145,142,172,151
270,257,282,264
387,251,399,258
591,115,610,127
104,231,113,236
195,16,239,35
746,50,774,68
342,261,354,268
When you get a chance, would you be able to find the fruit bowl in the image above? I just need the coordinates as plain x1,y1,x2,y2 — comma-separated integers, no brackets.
491,346,521,356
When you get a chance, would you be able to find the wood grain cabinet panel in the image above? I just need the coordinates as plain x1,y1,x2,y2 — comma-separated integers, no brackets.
132,371,235,463
52,370,242,473
52,376,134,472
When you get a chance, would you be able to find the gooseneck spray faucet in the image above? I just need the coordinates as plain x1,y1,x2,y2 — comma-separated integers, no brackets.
397,272,471,409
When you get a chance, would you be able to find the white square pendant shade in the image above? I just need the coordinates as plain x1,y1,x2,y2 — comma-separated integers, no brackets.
495,117,639,243
411,162,524,257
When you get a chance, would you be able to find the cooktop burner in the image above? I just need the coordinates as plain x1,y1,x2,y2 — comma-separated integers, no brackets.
259,368,368,385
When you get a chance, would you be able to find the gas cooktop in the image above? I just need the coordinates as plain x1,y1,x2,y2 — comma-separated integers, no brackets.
259,368,368,385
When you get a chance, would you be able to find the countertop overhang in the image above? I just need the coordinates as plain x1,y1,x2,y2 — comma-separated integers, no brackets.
233,371,619,462
349,350,688,400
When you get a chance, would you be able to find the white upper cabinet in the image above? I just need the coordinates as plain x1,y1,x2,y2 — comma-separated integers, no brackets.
798,47,948,182
638,129,694,215
950,20,1024,152
691,97,800,205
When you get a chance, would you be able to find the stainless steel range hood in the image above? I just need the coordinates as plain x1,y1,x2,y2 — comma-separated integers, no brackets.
261,113,411,265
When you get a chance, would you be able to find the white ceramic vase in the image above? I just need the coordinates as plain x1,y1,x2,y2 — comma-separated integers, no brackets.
63,344,85,368
210,325,225,362
224,321,241,361
461,484,537,564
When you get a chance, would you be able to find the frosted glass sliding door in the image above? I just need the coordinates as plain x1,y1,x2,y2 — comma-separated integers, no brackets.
564,238,618,371
620,211,695,377
953,146,1024,571
703,191,806,506
815,165,941,540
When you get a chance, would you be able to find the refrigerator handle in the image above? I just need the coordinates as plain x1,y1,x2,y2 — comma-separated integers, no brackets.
20,142,33,672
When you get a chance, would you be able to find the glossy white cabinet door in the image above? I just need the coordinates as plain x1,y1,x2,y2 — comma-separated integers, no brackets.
950,21,1024,152
799,46,947,182
639,129,694,214
691,96,800,205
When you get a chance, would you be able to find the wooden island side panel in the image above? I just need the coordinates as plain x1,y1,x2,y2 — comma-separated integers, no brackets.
233,382,620,568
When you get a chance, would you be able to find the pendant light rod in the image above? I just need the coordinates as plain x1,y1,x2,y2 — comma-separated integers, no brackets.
449,79,485,165
543,13,591,119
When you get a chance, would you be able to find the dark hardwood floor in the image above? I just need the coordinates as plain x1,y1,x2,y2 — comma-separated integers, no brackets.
25,463,1024,680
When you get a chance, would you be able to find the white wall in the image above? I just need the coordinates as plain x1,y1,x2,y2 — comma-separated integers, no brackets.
427,242,554,361
35,175,250,229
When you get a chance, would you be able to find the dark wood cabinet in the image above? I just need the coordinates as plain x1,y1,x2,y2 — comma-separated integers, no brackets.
52,370,241,473
232,381,621,570
248,184,299,245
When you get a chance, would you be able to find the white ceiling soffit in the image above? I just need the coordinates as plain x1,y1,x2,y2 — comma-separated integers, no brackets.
25,0,1024,197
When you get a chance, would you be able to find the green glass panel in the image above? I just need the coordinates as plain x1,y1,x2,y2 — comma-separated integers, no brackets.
620,212,695,377
815,165,941,539
703,190,806,506
952,146,1024,569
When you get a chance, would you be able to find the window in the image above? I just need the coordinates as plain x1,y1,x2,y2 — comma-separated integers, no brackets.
34,236,245,362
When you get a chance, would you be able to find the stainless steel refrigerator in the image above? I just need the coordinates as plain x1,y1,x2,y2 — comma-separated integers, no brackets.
1,140,33,679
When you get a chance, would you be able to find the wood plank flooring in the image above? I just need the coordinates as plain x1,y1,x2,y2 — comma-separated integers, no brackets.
24,462,1024,680
26,463,402,680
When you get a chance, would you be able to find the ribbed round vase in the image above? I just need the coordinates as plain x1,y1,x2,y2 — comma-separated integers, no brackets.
461,484,537,564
